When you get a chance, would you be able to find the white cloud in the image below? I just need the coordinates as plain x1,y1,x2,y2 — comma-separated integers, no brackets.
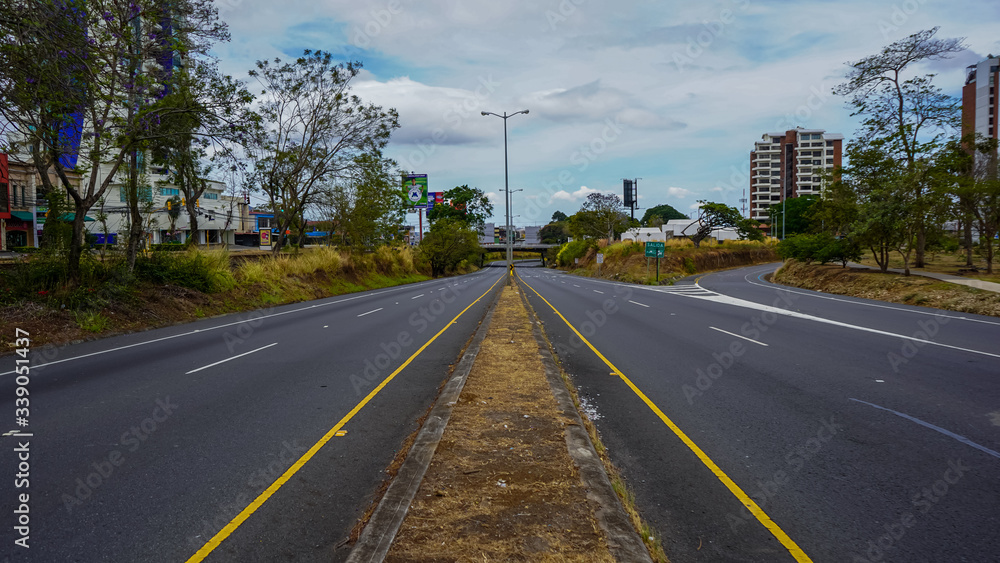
667,187,692,198
551,185,603,202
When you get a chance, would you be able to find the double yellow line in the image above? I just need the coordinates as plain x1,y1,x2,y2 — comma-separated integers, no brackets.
517,272,812,563
186,273,506,562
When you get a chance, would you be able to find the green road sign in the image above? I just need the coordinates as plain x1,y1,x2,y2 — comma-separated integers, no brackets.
645,241,664,257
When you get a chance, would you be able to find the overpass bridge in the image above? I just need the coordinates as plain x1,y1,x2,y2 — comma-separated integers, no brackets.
479,243,558,266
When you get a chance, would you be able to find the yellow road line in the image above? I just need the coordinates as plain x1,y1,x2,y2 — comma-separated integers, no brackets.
516,272,813,563
186,272,506,562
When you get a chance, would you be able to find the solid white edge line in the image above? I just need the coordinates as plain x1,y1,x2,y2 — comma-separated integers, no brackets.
735,266,1000,327
186,343,278,375
410,294,424,299
628,300,650,308
357,308,384,317
709,326,769,347
0,270,507,377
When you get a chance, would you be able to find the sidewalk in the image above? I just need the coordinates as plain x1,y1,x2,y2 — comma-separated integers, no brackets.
348,282,651,562
848,262,1000,294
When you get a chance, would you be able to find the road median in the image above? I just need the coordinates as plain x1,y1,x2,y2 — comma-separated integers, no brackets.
348,278,651,562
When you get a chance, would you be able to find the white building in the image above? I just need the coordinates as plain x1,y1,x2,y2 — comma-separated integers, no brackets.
750,127,843,222
621,221,739,243
84,164,242,246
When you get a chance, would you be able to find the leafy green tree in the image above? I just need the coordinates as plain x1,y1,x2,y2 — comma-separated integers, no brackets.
419,219,481,277
768,196,818,237
687,201,763,247
539,222,569,244
248,51,399,254
640,203,687,226
426,185,493,230
551,210,568,222
316,153,405,249
835,27,966,267
0,0,231,281
569,192,629,241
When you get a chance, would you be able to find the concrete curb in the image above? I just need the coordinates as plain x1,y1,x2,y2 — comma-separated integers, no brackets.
345,280,505,563
514,280,655,563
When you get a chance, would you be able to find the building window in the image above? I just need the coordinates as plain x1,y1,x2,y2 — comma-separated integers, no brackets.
203,192,219,200
826,149,834,156
826,140,834,146
826,159,834,165
160,187,180,196
258,217,272,229
120,186,153,202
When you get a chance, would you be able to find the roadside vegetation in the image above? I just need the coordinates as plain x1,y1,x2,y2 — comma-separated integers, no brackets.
0,245,448,350
554,238,779,284
773,260,1000,317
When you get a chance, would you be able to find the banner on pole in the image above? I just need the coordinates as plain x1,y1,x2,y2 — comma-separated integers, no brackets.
403,174,428,207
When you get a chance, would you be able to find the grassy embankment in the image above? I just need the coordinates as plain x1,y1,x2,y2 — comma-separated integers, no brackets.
0,246,437,350
773,259,1000,317
555,238,780,283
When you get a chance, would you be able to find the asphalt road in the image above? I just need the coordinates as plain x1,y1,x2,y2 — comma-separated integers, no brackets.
0,266,506,562
517,262,1000,563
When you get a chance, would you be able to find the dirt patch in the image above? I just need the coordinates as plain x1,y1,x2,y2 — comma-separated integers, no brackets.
386,284,616,562
773,260,1000,317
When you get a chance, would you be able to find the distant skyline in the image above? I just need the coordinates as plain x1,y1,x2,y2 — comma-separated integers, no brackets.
212,0,1000,227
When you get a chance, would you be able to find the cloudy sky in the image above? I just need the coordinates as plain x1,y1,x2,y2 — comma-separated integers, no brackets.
212,0,1000,228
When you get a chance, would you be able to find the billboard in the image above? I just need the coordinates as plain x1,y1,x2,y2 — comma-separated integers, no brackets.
403,174,428,207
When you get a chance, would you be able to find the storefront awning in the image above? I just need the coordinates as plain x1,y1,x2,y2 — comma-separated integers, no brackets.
11,211,33,221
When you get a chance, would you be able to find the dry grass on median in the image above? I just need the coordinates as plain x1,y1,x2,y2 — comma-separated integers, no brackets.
386,283,617,562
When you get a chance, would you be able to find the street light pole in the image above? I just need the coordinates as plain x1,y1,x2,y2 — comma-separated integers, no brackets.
482,109,529,271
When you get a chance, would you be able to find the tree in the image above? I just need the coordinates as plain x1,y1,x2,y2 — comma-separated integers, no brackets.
834,27,966,267
686,201,763,247
419,219,480,277
150,61,255,250
640,203,687,226
768,196,818,237
314,153,405,249
247,51,399,254
426,185,493,230
551,210,568,222
539,222,569,244
0,0,232,281
569,192,629,241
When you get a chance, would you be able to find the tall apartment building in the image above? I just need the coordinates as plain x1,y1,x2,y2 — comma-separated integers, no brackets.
963,56,999,141
749,127,843,222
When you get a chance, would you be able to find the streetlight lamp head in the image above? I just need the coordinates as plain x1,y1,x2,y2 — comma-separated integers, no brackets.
481,111,488,116
522,109,529,115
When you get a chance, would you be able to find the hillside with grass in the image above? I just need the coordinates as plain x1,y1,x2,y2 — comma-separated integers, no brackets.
0,246,437,350
553,238,780,283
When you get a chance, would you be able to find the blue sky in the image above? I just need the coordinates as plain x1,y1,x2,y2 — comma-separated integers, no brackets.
212,0,1000,228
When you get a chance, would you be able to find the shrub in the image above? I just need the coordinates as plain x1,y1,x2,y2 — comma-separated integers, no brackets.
778,233,860,267
135,249,235,293
557,240,594,267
